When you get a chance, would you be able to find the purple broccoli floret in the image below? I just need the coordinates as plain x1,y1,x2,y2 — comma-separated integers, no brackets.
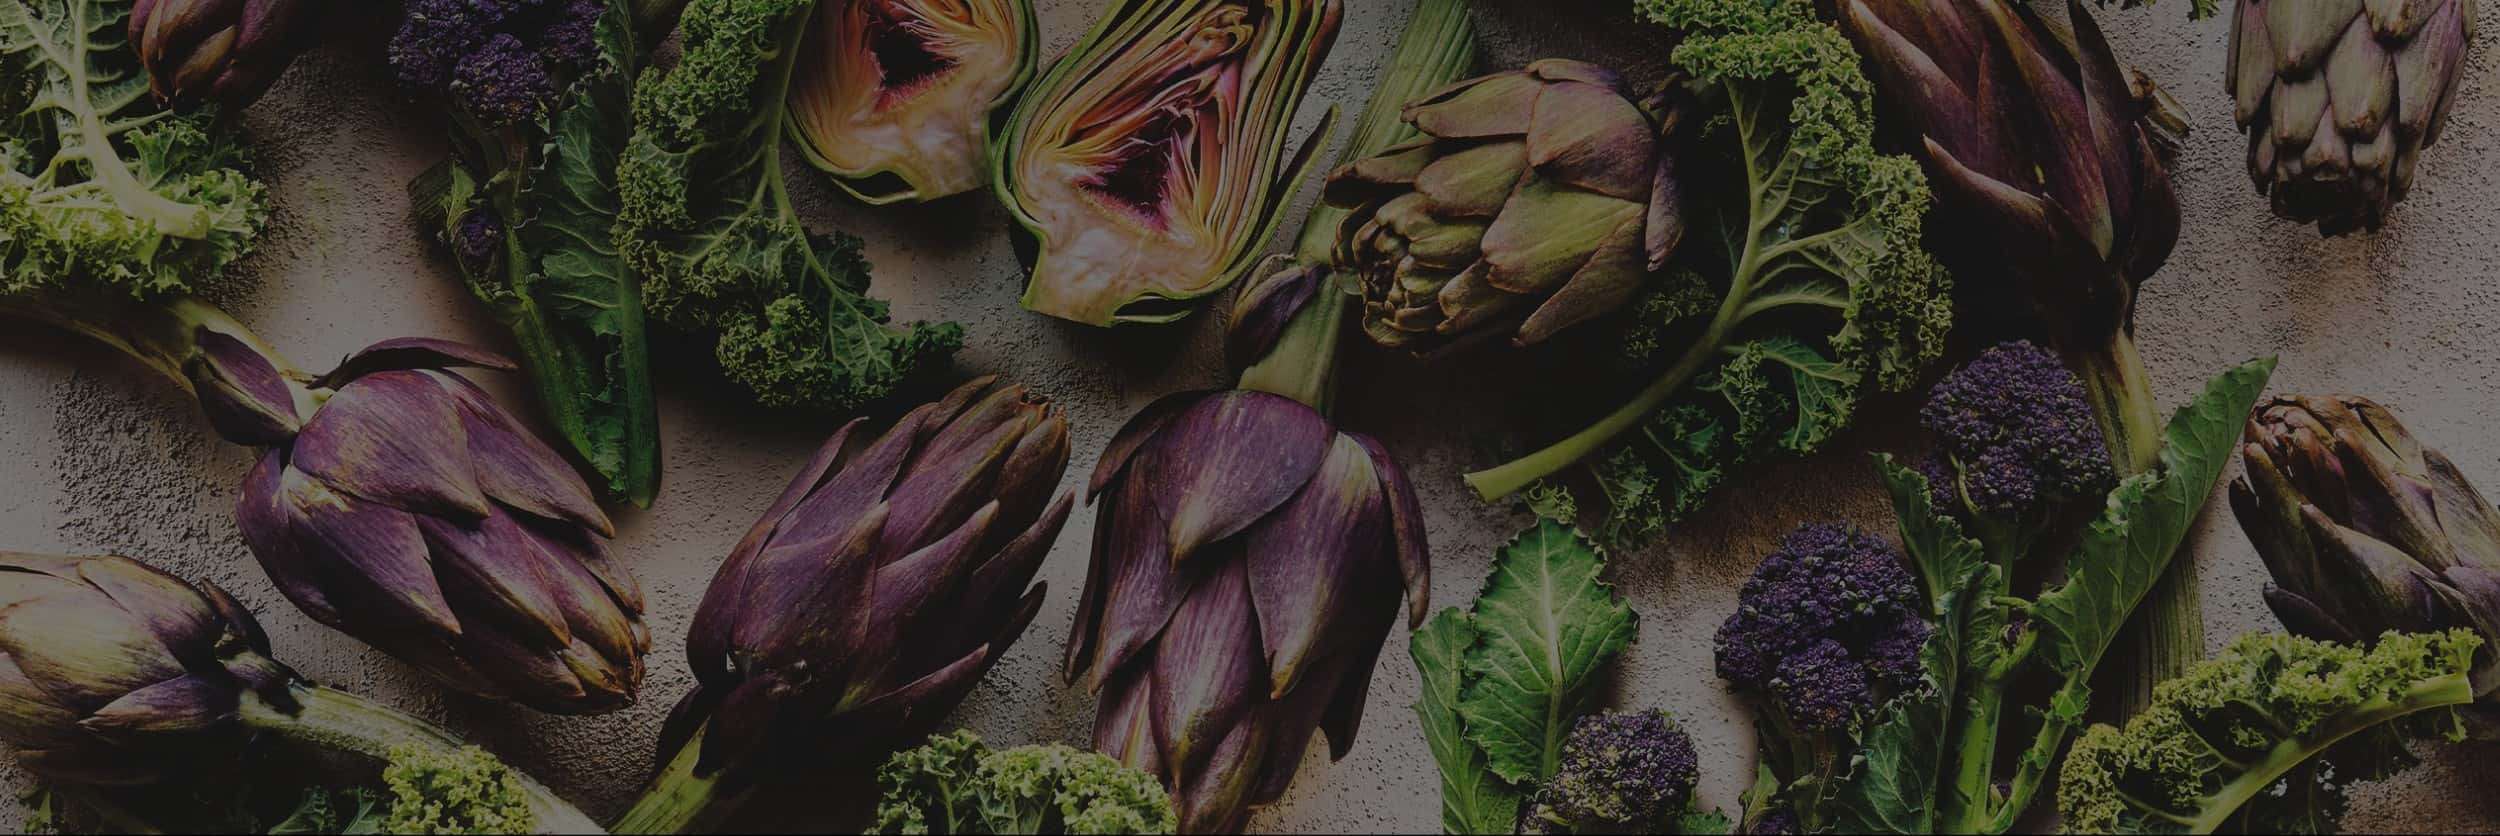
453,34,558,126
1541,710,1702,829
1919,340,2115,517
1749,809,1801,835
390,0,604,123
1715,523,1931,734
455,210,505,270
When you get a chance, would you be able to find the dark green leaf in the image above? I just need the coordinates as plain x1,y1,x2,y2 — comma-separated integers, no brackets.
1457,520,1638,785
1413,609,1523,836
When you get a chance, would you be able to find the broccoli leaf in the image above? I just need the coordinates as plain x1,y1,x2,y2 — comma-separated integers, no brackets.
0,0,266,300
1457,520,1638,785
2058,630,2480,834
1829,459,1987,834
617,0,962,412
1413,609,1523,835
2033,357,2277,677
413,0,662,505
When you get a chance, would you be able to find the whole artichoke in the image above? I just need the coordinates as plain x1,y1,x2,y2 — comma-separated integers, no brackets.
622,377,1074,832
1322,59,1683,355
131,0,325,109
1070,389,1429,834
2231,393,2500,733
2230,0,2478,235
0,551,293,785
0,552,603,831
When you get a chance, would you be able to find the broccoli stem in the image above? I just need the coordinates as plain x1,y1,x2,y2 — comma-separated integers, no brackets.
238,684,603,834
2182,670,2474,834
2072,329,2196,719
1989,680,2085,834
611,727,732,835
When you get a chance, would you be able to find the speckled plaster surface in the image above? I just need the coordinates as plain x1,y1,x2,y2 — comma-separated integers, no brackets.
4,1,2500,833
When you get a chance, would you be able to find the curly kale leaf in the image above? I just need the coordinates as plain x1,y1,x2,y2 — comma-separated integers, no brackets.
413,0,661,505
1482,0,1950,542
617,0,961,412
2058,630,2480,834
0,0,266,300
873,730,1174,835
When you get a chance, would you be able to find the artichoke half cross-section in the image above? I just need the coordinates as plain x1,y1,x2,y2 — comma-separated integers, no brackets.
996,0,1344,327
790,0,1037,203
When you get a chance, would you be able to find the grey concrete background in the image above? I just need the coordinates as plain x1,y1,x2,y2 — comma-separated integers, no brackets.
4,0,2499,832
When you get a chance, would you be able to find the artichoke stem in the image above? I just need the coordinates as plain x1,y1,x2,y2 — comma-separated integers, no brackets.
0,293,319,415
2072,329,2193,718
1237,279,1348,414
239,684,604,834
1465,314,1732,500
611,727,730,835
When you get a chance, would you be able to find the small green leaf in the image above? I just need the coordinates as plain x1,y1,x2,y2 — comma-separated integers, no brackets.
1456,520,1638,785
1414,610,1522,835
2034,358,2276,676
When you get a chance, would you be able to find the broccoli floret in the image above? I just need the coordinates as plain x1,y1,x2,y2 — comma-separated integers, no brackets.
376,746,534,835
874,730,1174,835
2058,630,2481,834
1715,524,1928,735
390,0,607,126
1918,341,2115,517
1521,710,1702,833
454,209,505,272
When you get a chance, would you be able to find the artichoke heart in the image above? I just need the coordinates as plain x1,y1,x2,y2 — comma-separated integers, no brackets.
997,0,1343,326
790,0,1037,203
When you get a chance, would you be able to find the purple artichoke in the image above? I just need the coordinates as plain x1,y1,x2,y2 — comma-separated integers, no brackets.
131,0,326,109
623,377,1074,831
212,335,648,715
1068,389,1430,834
0,551,293,785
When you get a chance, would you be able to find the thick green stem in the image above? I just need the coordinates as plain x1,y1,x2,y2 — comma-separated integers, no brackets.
2073,330,2193,718
0,293,320,419
2185,672,2475,834
239,684,603,834
1237,282,1346,413
612,727,731,835
1465,314,1733,500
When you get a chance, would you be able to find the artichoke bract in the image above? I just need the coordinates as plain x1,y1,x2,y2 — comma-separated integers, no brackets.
789,0,1037,203
995,0,1344,327
2231,394,2500,734
3,296,648,715
130,0,324,109
2230,0,2477,235
1070,389,1429,833
1323,60,1683,355
0,552,603,831
617,376,1074,833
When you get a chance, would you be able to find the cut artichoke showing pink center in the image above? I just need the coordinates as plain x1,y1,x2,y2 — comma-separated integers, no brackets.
791,0,1036,204
999,0,1343,327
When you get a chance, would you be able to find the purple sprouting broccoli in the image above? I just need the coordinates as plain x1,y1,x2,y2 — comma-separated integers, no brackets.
455,210,505,271
1918,341,2115,517
1715,522,1929,741
389,0,607,127
1520,710,1705,833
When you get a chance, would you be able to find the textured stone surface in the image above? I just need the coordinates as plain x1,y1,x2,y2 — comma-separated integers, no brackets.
4,1,2499,832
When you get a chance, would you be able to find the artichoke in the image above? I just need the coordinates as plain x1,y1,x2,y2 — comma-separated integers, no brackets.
2231,393,2500,734
130,0,325,109
789,0,1037,203
4,295,648,715
1322,59,1683,355
1071,389,1430,833
995,0,1344,327
0,552,601,832
2229,0,2478,235
618,376,1074,833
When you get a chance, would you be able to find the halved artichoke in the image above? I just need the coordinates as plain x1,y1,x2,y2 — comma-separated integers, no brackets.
789,0,1038,204
995,0,1344,327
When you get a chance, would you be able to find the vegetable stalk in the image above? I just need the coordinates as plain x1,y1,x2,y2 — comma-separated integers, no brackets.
240,686,603,834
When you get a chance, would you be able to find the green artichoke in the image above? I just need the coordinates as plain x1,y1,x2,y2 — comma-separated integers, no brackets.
789,0,1038,203
2230,0,2478,235
995,0,1343,327
2232,393,2500,734
1323,59,1683,355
